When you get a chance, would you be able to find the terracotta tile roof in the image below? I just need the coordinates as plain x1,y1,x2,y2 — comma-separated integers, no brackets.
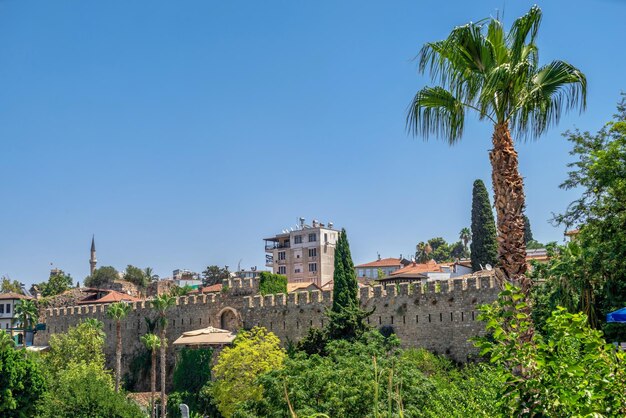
287,282,321,292
0,292,32,300
200,284,223,293
389,260,441,276
355,258,404,268
77,289,141,304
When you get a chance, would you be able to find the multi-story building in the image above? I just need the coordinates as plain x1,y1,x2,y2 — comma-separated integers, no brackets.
264,218,339,287
355,256,411,279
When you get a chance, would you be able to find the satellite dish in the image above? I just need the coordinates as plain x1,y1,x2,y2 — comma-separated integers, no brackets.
485,264,493,271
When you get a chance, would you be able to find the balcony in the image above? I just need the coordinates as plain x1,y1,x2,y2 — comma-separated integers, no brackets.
264,242,291,252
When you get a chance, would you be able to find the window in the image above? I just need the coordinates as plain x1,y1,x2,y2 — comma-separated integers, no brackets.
294,268,301,273
308,248,317,257
0,304,3,314
278,251,286,260
4,304,8,314
294,235,303,244
308,233,317,242
309,263,318,272
324,233,328,243
278,266,287,275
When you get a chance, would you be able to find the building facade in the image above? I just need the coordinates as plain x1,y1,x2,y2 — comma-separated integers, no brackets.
264,219,339,287
355,257,410,279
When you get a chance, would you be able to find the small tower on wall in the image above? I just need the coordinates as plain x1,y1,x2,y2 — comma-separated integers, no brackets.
90,235,97,275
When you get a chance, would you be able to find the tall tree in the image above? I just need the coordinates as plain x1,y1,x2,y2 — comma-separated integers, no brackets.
459,227,472,252
151,293,176,417
84,266,119,288
328,229,368,341
106,302,132,392
523,215,534,245
201,265,230,286
470,180,499,272
415,241,433,263
407,6,586,295
38,272,73,297
141,333,161,418
13,299,37,351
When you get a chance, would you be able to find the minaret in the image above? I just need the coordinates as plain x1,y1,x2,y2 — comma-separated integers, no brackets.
89,235,97,275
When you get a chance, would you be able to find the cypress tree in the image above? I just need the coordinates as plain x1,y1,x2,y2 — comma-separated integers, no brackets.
523,215,534,244
328,229,368,340
470,179,498,271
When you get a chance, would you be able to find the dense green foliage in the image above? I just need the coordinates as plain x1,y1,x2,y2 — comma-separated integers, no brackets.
123,265,149,288
546,95,626,341
37,361,143,418
166,347,214,417
258,272,287,296
523,215,533,244
84,266,119,288
0,277,22,294
470,179,498,271
0,332,47,417
238,331,500,417
46,319,106,374
211,327,286,418
475,284,626,417
415,236,469,263
37,272,73,297
202,265,230,286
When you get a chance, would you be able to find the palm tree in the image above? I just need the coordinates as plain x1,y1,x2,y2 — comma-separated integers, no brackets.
13,299,37,350
407,6,586,296
151,293,176,417
106,301,132,392
141,333,161,418
459,227,471,252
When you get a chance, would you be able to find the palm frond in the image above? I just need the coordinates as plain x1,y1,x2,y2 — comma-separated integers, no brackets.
406,86,465,144
512,60,587,139
486,19,508,65
508,5,542,64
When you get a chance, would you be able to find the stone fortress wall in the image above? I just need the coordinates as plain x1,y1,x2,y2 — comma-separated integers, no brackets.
34,275,499,388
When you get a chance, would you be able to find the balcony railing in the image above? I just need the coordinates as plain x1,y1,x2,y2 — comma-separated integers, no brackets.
265,242,291,251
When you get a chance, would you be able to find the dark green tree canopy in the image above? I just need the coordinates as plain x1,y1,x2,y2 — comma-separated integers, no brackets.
201,265,230,286
84,266,119,288
470,179,498,271
123,265,148,288
38,272,73,297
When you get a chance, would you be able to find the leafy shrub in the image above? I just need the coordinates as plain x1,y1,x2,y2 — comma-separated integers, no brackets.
258,272,287,296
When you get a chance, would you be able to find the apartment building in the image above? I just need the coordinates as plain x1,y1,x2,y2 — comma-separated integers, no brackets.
264,218,339,287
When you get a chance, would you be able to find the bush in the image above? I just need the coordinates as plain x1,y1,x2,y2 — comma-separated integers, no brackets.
258,272,287,296
0,343,47,417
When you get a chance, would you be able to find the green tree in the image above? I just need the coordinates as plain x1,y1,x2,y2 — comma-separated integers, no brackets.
0,277,22,294
141,333,161,418
151,293,176,417
475,285,626,416
106,302,132,392
167,347,214,418
84,266,119,288
449,241,468,260
13,299,38,350
37,361,143,418
211,327,285,418
470,179,498,272
523,215,534,244
428,237,451,262
46,319,106,375
327,229,369,342
123,265,148,288
39,272,73,297
376,268,385,279
0,335,46,417
258,271,287,295
407,6,586,295
551,95,626,340
201,265,230,286
459,227,471,252
415,241,433,263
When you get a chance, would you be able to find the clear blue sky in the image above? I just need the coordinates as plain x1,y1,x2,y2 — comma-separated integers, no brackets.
1,1,624,285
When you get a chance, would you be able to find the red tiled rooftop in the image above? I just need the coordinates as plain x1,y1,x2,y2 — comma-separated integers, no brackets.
389,260,441,276
0,292,32,300
355,258,404,268
77,289,141,304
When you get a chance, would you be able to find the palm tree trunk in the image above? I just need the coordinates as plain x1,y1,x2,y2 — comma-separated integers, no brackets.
490,122,530,293
160,326,167,418
151,349,156,418
115,321,122,392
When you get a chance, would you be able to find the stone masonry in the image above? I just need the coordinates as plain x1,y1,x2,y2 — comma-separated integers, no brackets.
35,275,499,389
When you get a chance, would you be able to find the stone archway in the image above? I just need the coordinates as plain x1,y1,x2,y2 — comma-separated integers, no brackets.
217,307,241,331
